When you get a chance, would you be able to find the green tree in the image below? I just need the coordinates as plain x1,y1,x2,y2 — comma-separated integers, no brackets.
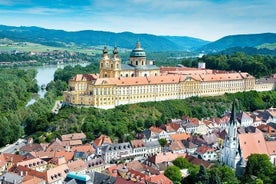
243,154,274,184
195,165,209,184
158,138,167,147
164,165,182,184
208,168,221,184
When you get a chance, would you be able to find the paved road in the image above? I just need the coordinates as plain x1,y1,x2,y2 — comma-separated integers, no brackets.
0,139,26,154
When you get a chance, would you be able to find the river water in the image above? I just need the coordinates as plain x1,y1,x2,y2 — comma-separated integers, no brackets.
26,62,89,106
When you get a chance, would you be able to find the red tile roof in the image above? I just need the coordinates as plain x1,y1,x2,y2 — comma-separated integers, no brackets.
238,130,269,158
93,134,112,147
148,174,173,184
71,143,95,154
170,133,190,141
61,133,86,141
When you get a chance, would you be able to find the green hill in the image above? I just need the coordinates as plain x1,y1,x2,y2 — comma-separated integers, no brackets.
199,33,276,53
0,25,209,51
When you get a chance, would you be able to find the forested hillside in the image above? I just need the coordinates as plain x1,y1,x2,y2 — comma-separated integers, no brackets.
199,33,276,52
182,52,276,78
0,69,38,146
0,25,208,51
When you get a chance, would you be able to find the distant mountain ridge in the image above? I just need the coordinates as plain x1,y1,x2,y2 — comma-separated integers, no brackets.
0,25,209,51
199,33,276,52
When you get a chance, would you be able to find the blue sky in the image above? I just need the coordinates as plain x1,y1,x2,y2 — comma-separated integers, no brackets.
0,0,275,41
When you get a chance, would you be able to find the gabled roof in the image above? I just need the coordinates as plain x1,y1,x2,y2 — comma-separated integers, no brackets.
20,143,44,153
54,151,74,162
196,145,214,155
126,160,159,175
93,134,112,147
202,133,218,145
61,133,86,141
67,159,87,172
148,174,173,184
46,138,64,152
45,164,69,183
48,156,67,166
238,130,269,158
185,155,213,168
170,133,190,141
17,158,47,169
130,139,145,148
71,143,95,154
22,174,45,184
169,140,185,151
266,141,276,155
149,126,164,134
148,152,186,164
2,153,26,164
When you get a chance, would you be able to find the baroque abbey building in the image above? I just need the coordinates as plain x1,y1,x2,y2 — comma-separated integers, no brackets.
63,42,276,109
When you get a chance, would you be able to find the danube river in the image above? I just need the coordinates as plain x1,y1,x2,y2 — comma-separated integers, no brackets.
26,62,89,106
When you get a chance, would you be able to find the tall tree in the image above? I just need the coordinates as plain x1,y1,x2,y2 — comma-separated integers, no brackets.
243,154,274,184
195,165,209,184
164,165,182,184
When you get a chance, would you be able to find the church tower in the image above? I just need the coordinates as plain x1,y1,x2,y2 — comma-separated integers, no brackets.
99,46,122,78
220,100,241,168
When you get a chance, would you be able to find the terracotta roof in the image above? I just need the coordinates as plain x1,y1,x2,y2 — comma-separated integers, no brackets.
48,156,67,166
0,154,7,168
54,151,74,162
170,133,190,141
71,143,95,154
115,177,143,184
266,141,276,155
20,143,44,153
149,126,164,133
130,140,145,148
29,151,55,159
169,140,185,151
202,133,218,145
196,145,214,155
73,74,98,82
17,158,47,169
3,153,26,164
238,130,269,158
148,174,173,184
45,164,69,183
61,140,83,147
93,134,112,147
67,159,87,172
22,175,45,184
106,165,118,177
126,160,159,175
160,124,176,133
185,155,213,168
61,133,86,141
148,152,186,164
126,168,150,182
46,138,64,152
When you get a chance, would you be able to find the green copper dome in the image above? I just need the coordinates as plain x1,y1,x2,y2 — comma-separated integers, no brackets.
130,41,146,57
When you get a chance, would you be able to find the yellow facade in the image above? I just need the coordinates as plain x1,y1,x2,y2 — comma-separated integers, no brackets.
63,43,275,109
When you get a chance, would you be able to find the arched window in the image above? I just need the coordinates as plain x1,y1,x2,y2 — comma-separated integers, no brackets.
136,61,138,65
144,74,147,77
111,64,113,69
131,73,134,77
126,74,129,77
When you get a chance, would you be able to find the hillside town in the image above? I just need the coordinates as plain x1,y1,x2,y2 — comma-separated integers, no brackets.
0,101,275,184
